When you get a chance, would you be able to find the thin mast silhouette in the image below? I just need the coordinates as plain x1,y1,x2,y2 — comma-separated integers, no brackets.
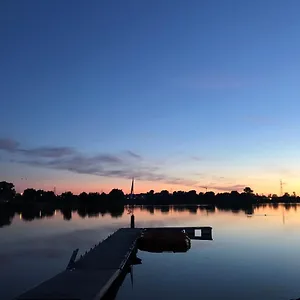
128,178,134,215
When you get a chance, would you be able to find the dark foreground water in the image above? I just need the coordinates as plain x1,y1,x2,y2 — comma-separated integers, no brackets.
1,204,300,300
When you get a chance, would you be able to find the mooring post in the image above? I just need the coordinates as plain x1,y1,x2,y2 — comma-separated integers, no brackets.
130,214,135,228
66,248,79,270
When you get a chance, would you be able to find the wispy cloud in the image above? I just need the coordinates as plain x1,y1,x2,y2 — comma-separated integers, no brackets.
125,150,142,160
0,137,200,188
190,156,203,161
20,157,198,186
19,147,76,158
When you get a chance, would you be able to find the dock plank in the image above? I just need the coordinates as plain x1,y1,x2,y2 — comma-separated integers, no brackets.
17,270,118,300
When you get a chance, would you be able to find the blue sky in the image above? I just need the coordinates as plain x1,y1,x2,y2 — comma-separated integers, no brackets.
1,0,300,194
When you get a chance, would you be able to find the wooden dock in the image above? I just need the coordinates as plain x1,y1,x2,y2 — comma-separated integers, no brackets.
15,226,213,300
16,228,142,300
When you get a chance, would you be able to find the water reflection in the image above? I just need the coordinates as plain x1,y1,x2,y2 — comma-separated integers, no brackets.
2,203,291,228
2,205,300,300
104,227,213,300
103,251,142,300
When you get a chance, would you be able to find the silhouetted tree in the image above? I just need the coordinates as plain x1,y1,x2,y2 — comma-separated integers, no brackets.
0,181,16,201
23,188,37,201
108,189,124,202
230,191,240,197
42,191,56,202
244,187,253,194
79,192,88,202
61,191,75,201
186,190,197,204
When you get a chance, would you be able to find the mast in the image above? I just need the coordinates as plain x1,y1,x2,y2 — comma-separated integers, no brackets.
130,177,134,198
129,178,135,228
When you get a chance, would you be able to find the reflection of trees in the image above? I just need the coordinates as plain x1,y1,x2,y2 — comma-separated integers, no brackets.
16,203,40,221
40,207,55,218
173,206,186,212
143,206,154,214
22,209,38,221
284,203,297,211
148,206,154,214
187,206,197,214
0,205,14,227
160,206,170,214
77,207,87,219
245,207,254,215
109,205,124,218
202,205,215,213
87,212,100,218
60,208,72,221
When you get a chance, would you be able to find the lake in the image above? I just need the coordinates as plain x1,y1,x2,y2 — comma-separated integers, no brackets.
1,204,300,300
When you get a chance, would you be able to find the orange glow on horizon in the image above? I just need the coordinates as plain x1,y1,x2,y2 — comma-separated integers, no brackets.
13,176,300,196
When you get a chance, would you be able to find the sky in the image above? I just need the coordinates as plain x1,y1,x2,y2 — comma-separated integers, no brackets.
1,0,300,195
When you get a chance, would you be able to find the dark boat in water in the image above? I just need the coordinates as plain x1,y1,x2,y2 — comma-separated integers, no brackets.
137,229,191,253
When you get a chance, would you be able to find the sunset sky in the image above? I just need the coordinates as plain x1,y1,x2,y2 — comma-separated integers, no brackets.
1,0,300,195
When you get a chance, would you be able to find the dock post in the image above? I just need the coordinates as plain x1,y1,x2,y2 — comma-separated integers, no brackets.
130,214,135,228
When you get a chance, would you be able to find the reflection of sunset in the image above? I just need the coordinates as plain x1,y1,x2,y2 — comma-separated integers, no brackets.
3,204,300,300
10,204,300,232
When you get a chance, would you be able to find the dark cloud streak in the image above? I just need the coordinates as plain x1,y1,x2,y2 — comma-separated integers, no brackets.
19,147,76,158
0,138,19,152
125,150,142,160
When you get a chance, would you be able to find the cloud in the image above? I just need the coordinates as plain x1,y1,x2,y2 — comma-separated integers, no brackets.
0,138,19,152
0,137,199,188
93,154,123,164
20,153,122,175
190,156,203,161
0,138,76,158
21,157,198,187
19,147,76,158
125,150,142,160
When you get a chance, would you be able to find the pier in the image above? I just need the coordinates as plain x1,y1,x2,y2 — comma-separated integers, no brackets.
15,226,212,300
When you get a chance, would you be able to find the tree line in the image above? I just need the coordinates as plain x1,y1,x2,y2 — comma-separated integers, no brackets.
0,181,299,228
1,181,299,207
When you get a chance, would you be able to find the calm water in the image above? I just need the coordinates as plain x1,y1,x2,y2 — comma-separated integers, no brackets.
1,205,300,300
